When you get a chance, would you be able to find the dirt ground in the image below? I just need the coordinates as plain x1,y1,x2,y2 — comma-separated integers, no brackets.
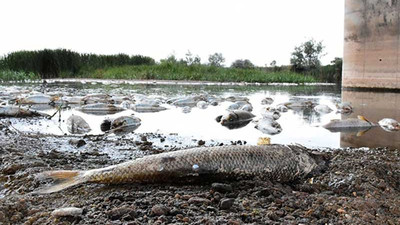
0,124,400,225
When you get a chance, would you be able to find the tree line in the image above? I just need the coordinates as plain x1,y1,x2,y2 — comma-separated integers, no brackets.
0,39,342,82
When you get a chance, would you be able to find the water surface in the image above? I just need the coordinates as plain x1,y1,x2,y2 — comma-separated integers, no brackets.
2,80,399,149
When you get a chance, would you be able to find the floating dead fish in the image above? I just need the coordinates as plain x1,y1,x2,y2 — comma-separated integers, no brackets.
225,96,249,102
336,102,353,114
196,101,208,109
0,105,48,117
276,104,288,112
216,110,255,129
284,100,316,109
217,110,255,125
227,101,252,111
262,107,281,120
67,115,91,134
323,116,377,132
378,118,400,132
17,94,59,104
182,106,192,113
34,144,322,194
82,93,113,105
101,116,141,134
170,95,207,107
61,96,85,104
261,97,274,105
132,104,167,113
314,104,333,114
76,103,125,115
255,118,282,135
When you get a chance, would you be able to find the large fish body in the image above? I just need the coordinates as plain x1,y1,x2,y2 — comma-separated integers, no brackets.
323,118,375,129
37,145,318,194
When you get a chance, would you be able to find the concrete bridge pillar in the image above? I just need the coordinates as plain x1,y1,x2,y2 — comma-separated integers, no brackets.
343,0,400,89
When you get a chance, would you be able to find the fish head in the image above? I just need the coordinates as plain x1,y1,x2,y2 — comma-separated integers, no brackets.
220,112,238,125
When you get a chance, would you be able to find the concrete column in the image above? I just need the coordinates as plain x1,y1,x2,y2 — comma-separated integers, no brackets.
343,0,400,89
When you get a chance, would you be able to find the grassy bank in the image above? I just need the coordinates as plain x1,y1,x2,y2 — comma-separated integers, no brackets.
0,49,329,83
0,70,39,82
67,64,316,83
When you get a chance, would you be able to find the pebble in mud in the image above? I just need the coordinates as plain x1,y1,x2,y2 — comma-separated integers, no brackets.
151,204,170,216
211,183,233,193
219,198,235,210
106,206,136,220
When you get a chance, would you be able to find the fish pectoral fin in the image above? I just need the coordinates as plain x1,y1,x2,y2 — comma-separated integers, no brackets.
32,170,86,194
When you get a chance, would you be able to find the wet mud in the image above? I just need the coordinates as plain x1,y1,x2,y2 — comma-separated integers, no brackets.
0,124,399,224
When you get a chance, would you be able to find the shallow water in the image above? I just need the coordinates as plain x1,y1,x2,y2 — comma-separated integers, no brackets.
2,80,400,149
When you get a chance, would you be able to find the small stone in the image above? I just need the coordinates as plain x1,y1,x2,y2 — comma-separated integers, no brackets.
140,136,147,142
197,140,205,146
0,211,4,222
211,183,233,193
151,204,170,216
228,220,241,225
68,139,86,148
219,198,235,210
337,208,346,214
187,197,211,205
2,163,23,175
182,217,190,222
51,207,83,217
107,206,136,220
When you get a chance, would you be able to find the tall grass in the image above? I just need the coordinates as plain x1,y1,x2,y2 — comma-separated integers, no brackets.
0,70,39,82
74,63,316,83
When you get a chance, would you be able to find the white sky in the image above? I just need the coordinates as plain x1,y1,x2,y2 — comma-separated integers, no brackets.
0,0,344,66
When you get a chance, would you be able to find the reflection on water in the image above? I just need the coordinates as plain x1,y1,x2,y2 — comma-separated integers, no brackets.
341,90,400,149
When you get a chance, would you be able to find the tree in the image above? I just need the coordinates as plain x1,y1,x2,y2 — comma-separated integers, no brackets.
185,50,201,65
231,59,254,69
269,60,277,67
208,53,225,67
290,39,325,72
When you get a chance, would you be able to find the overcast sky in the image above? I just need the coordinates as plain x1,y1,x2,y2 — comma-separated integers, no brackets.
0,0,344,66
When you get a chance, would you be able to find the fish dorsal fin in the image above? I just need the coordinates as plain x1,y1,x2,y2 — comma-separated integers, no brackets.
357,115,370,123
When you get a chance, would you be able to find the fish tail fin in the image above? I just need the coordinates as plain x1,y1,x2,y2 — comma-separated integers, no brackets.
33,170,87,194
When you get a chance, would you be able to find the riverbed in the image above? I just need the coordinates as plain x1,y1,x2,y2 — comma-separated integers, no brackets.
0,80,399,224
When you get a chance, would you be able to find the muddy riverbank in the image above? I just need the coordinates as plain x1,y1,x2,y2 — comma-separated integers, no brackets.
0,124,399,224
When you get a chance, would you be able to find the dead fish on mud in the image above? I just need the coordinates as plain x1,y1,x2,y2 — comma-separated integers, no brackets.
378,118,400,132
0,105,48,117
67,115,91,134
76,103,125,115
34,145,324,194
323,115,377,134
216,110,255,129
101,116,141,134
